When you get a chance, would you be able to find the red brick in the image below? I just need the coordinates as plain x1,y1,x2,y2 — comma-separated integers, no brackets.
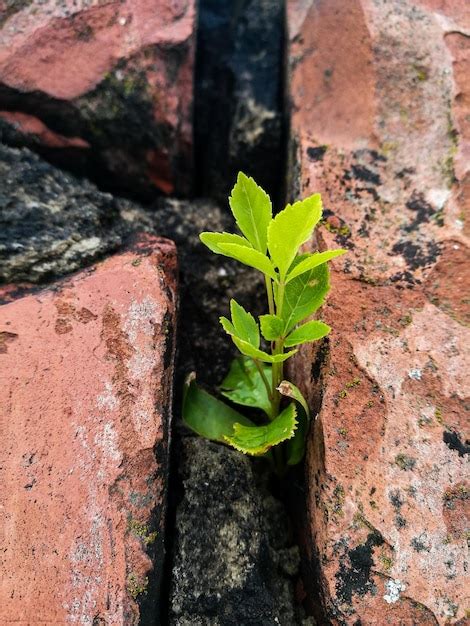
0,0,196,194
287,1,469,623
0,234,177,623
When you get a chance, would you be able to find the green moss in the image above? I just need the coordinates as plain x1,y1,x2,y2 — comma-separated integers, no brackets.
337,378,362,402
379,553,393,571
127,573,149,599
413,65,429,81
357,274,378,286
128,519,158,546
345,377,361,389
332,484,345,515
418,415,432,428
441,120,458,187
399,314,413,327
394,453,416,471
442,153,457,187
381,141,398,155
323,221,351,237
434,407,443,424
443,485,468,510
432,207,445,227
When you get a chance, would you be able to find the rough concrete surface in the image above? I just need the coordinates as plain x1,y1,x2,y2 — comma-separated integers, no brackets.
169,439,300,625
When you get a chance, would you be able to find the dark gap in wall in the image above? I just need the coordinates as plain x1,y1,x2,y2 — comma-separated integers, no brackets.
193,0,286,209
159,0,309,624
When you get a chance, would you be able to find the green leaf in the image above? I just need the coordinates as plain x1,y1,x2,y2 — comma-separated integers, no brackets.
220,357,272,417
281,263,330,333
220,316,236,336
267,194,322,280
286,407,309,466
277,380,309,417
218,243,277,280
232,337,297,364
229,172,272,252
200,232,252,256
277,380,310,465
230,299,259,347
286,249,346,282
183,376,254,442
259,314,284,341
284,320,331,347
224,403,297,455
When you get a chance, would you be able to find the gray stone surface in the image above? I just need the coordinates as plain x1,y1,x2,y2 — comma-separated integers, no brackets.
0,143,151,284
169,438,299,625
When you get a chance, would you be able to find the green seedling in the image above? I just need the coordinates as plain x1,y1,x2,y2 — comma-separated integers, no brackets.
183,172,345,472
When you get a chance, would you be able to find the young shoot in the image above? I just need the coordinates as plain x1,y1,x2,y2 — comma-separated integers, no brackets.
183,172,345,472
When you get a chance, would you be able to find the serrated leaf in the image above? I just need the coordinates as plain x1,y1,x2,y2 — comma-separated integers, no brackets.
277,381,310,465
220,316,236,336
281,263,330,333
200,232,252,255
232,337,297,363
259,314,284,341
218,243,277,280
286,249,346,282
224,403,297,455
220,357,272,417
183,376,253,442
230,299,259,347
229,172,272,252
284,320,331,347
267,194,322,280
286,406,309,466
277,380,309,417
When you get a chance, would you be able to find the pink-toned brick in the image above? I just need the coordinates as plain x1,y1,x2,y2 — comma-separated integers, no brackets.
0,234,177,623
0,0,196,194
287,1,469,623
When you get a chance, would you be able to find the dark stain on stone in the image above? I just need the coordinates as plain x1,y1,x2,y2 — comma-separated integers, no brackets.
161,309,175,372
395,453,416,471
0,0,33,28
368,149,387,163
350,164,381,186
335,531,384,605
307,146,327,161
0,331,18,353
396,167,415,179
443,430,470,458
389,489,403,510
411,535,430,553
389,270,419,286
395,514,407,529
404,193,435,233
391,240,441,270
76,307,97,323
55,318,73,335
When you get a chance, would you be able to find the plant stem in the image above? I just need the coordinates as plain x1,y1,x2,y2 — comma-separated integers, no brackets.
265,274,275,316
253,358,273,404
271,280,286,417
